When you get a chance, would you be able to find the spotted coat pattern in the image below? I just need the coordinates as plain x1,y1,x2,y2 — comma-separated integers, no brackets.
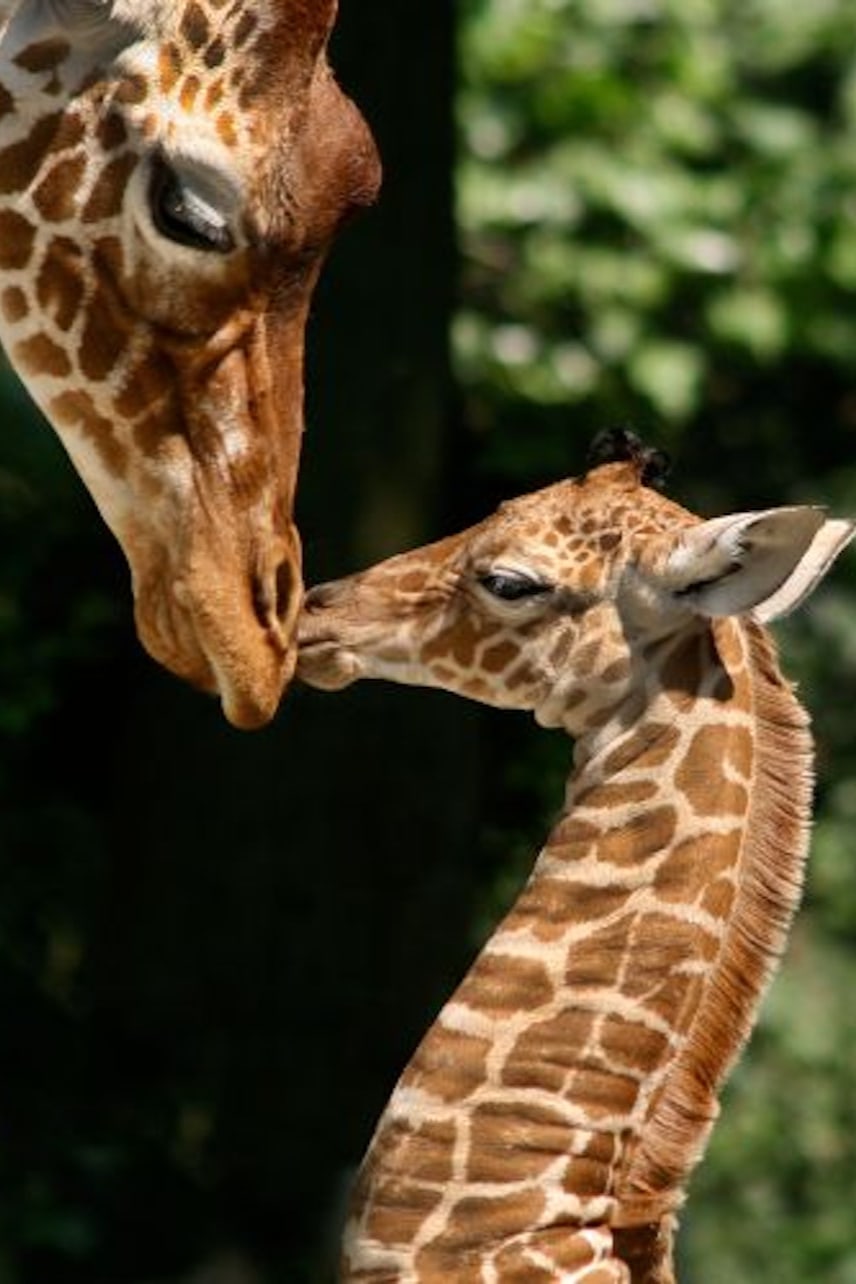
0,0,380,727
298,455,853,1283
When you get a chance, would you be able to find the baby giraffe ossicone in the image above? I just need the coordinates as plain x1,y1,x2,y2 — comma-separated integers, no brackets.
298,430,854,1284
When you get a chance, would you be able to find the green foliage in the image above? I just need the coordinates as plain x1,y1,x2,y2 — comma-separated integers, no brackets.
457,1,856,1279
457,0,856,468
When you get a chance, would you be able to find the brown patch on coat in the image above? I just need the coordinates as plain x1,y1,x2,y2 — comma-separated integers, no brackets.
32,152,86,222
503,1008,595,1093
14,332,71,378
595,806,677,867
565,918,634,990
36,244,85,331
77,281,133,381
598,1014,670,1071
216,111,238,148
0,112,69,195
49,389,129,478
466,1099,575,1183
491,1243,555,1283
675,726,749,817
456,952,553,1017
442,1186,546,1246
180,2,211,50
511,877,630,942
363,1179,443,1252
370,1115,457,1187
405,1026,491,1104
602,722,681,776
204,39,226,70
1,287,28,323
82,153,138,223
180,75,202,112
653,832,741,906
13,38,70,75
0,210,37,269
96,110,128,152
114,349,174,422
576,779,660,810
158,43,182,95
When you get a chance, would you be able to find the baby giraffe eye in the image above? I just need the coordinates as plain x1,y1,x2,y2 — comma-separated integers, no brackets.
477,570,552,602
149,157,235,254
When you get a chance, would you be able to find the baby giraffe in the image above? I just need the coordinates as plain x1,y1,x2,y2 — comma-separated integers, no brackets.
298,430,853,1284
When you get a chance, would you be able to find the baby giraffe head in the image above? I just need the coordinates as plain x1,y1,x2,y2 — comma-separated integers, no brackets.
299,431,853,735
0,0,380,726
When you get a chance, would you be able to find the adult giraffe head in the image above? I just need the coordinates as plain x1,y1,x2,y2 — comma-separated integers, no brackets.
0,0,380,726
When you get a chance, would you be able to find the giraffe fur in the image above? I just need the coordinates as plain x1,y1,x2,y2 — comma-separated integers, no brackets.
0,0,380,726
298,436,853,1282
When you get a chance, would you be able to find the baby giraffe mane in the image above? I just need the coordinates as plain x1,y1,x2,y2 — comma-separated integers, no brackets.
614,619,813,1219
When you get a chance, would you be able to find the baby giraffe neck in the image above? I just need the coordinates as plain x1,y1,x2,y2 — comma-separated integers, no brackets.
341,618,813,1284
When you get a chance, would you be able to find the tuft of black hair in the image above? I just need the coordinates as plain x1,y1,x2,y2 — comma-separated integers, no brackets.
586,427,671,490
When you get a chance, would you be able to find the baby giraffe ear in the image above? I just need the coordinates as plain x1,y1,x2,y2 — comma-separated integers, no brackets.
660,507,855,621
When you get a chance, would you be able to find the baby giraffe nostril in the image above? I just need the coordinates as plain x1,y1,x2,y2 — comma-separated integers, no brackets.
303,579,347,612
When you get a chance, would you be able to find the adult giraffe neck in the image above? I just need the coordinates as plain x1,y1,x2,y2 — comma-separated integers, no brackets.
341,616,814,1283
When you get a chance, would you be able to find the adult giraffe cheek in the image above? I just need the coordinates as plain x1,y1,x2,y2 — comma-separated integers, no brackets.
119,319,307,729
130,521,299,731
125,473,302,729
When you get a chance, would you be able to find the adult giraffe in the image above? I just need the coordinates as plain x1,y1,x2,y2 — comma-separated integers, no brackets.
0,0,380,727
299,431,853,1282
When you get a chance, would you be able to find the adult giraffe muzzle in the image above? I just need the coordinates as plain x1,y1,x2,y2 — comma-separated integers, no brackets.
0,0,380,727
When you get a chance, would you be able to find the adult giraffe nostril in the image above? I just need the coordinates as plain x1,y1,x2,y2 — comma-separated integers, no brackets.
275,558,297,625
251,557,299,644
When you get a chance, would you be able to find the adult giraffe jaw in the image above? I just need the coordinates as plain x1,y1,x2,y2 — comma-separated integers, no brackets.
122,308,308,729
0,0,381,727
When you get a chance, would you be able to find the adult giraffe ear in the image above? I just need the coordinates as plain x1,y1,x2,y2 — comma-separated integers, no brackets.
657,507,855,621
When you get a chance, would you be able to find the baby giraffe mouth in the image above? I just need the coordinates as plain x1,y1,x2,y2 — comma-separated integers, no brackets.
296,594,363,691
296,635,363,691
298,654,359,691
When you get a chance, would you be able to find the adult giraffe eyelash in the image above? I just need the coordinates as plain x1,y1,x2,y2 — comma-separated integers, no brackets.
148,156,235,254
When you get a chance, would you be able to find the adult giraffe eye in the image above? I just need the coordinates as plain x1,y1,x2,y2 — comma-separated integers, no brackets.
477,570,552,602
149,159,235,254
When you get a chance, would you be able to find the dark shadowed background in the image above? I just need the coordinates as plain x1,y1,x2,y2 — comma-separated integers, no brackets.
1,1,856,1281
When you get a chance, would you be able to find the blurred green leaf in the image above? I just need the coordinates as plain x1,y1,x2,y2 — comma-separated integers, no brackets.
457,2,856,1280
